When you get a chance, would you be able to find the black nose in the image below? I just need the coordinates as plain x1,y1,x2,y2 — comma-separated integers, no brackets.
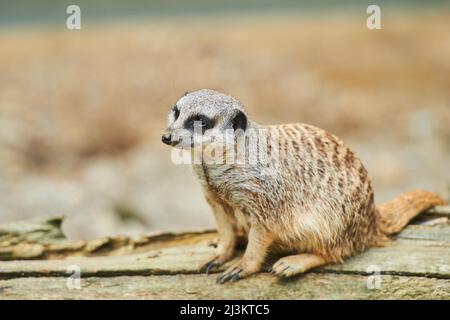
162,133,172,145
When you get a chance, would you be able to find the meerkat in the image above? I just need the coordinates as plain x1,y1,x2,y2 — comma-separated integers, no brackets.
161,89,445,284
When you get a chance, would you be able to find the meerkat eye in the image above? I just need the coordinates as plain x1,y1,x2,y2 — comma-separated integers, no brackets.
185,114,213,132
172,105,180,120
231,110,247,132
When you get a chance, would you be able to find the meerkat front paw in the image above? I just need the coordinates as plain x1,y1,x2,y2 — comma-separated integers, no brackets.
216,260,259,284
199,245,236,274
199,254,231,274
200,237,237,274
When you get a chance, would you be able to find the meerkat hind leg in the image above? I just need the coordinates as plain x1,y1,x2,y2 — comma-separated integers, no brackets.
271,253,326,278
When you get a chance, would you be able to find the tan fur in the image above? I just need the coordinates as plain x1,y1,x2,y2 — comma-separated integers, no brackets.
271,254,326,277
378,190,445,234
164,89,446,283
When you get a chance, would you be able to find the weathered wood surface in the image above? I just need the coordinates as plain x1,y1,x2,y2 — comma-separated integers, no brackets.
0,207,449,299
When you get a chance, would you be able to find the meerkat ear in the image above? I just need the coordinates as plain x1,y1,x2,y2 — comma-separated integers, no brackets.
232,110,247,132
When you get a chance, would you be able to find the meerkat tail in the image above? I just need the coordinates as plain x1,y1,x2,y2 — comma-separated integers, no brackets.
377,190,446,235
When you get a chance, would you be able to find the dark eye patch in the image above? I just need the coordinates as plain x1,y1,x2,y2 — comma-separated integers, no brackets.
172,105,180,120
184,114,214,133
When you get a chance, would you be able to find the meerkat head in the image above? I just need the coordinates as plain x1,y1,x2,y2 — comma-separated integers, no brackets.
162,89,248,149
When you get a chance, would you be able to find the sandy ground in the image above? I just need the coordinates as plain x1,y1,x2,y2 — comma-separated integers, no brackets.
0,11,449,239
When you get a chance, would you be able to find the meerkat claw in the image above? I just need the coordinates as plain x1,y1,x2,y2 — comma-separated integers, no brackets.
271,261,291,276
205,262,219,275
230,273,241,282
199,258,221,274
216,266,242,284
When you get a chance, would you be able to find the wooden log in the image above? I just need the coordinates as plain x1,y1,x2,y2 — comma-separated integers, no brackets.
0,208,449,299
0,274,448,300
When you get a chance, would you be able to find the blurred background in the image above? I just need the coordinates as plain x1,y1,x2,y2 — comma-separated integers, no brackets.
0,0,449,240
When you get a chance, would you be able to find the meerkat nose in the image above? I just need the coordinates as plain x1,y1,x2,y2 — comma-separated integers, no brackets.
161,133,172,145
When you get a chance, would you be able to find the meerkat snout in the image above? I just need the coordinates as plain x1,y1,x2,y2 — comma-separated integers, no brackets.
161,133,172,145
